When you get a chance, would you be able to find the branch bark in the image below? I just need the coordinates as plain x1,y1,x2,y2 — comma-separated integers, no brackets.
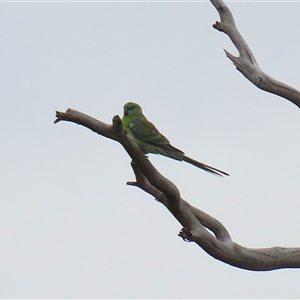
210,0,300,109
54,109,300,271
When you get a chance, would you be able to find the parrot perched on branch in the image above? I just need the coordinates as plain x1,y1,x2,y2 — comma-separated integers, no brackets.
122,102,229,177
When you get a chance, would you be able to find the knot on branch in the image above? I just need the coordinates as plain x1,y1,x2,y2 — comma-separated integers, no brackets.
112,115,123,132
213,21,224,32
178,227,194,242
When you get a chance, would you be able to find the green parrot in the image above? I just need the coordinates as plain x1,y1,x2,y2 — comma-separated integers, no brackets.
122,102,229,177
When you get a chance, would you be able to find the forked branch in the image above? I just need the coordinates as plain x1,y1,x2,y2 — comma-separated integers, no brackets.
55,109,300,271
211,0,300,108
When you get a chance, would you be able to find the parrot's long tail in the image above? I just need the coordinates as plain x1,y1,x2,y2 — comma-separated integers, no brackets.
154,144,229,177
182,155,229,177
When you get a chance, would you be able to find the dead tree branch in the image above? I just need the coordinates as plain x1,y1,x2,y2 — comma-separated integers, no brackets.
210,0,300,109
55,109,300,271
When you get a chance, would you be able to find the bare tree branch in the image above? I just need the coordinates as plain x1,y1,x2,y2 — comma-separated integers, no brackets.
210,0,300,109
55,109,300,271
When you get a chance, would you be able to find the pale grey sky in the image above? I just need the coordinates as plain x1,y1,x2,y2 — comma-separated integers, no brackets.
1,1,300,298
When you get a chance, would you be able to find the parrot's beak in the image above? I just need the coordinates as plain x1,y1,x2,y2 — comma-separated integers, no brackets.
124,108,128,116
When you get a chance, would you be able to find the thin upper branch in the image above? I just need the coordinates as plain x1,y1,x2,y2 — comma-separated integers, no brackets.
55,109,300,271
210,0,300,109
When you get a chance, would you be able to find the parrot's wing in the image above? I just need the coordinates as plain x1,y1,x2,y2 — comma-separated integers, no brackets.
129,116,169,144
129,116,184,156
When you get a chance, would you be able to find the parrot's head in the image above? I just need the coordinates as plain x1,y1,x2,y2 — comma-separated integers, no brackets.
123,102,143,117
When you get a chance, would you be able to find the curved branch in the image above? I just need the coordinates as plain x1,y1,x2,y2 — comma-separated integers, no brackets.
55,109,300,271
210,0,300,109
